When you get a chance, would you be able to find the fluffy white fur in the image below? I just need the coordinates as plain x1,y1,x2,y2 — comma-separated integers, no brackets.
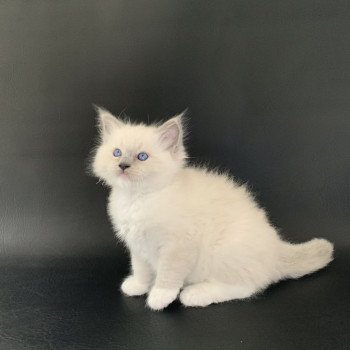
91,107,334,310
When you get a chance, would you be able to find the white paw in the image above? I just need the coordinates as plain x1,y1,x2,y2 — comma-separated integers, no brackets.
121,276,150,296
180,285,212,307
147,287,179,310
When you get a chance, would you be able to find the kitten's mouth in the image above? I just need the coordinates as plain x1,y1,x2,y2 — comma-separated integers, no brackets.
119,171,130,180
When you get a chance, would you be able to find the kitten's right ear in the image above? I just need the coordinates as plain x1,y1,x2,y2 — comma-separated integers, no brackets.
93,105,124,136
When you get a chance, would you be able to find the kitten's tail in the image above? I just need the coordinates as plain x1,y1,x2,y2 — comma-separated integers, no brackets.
279,238,334,279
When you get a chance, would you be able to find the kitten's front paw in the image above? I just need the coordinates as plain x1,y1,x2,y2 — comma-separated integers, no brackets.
121,276,150,296
147,287,179,311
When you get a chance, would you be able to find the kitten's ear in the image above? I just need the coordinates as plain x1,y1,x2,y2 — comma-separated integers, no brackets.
158,111,186,151
94,105,124,136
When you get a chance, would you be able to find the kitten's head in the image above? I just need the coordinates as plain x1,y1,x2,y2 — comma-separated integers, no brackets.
91,107,187,189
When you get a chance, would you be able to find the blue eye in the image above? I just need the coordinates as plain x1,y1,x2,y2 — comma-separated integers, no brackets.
113,148,122,157
137,152,149,161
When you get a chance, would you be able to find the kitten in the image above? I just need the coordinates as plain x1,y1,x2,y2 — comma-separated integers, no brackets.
91,107,334,310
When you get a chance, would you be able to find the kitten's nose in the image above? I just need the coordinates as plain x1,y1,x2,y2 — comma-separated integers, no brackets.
119,163,130,171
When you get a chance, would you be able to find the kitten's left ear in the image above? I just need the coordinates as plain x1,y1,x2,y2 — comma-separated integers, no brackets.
158,110,186,152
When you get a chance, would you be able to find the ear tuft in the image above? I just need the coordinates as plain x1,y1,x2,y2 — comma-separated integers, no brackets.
93,105,124,136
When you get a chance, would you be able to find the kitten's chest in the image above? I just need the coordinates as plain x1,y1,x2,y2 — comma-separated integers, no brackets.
108,190,161,265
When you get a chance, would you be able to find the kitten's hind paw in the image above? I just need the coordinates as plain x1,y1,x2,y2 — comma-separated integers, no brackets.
180,281,256,307
147,287,179,311
180,283,213,307
121,276,150,296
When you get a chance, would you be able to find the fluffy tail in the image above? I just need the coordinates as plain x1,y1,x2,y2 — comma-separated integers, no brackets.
279,238,334,279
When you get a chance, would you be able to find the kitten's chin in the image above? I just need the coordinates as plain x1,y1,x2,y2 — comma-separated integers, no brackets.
115,172,134,186
113,171,141,187
112,169,178,191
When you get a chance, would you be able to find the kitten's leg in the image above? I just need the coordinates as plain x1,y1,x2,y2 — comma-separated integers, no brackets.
147,245,196,310
180,281,257,307
121,253,154,297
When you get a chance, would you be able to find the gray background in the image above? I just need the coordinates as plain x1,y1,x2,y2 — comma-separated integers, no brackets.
0,1,349,349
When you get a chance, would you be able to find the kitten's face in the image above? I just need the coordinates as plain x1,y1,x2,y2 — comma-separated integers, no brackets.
92,108,187,189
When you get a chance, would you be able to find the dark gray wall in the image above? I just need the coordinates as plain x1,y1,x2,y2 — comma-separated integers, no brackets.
1,0,349,259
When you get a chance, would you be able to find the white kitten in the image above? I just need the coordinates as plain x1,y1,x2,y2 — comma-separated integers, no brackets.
91,107,334,310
